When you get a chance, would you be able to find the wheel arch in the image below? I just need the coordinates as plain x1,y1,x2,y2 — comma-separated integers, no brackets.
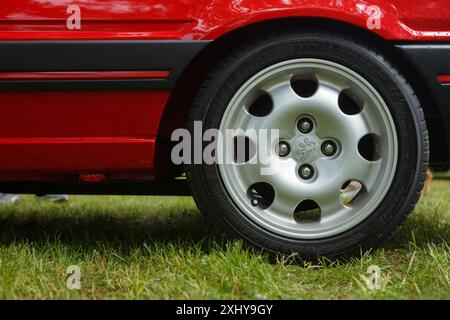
156,17,447,176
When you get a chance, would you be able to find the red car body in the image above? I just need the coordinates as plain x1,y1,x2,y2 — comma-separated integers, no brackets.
0,0,449,193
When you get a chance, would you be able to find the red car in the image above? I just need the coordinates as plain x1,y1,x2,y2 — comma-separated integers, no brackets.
0,0,449,258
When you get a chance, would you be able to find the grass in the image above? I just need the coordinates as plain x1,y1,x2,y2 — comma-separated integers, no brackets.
0,173,449,299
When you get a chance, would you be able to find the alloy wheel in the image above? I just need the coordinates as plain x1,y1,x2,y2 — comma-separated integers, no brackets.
218,59,398,239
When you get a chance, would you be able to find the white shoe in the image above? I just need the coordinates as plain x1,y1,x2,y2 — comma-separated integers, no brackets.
0,193,20,204
38,194,69,202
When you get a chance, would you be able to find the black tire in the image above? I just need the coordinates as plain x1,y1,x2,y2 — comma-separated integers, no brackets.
186,31,429,259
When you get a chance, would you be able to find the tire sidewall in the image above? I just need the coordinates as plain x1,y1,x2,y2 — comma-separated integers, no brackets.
188,33,426,257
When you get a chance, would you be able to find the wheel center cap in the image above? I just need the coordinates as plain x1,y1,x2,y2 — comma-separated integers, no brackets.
292,135,320,163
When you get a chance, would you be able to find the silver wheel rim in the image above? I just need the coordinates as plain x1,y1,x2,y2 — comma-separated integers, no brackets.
218,59,398,240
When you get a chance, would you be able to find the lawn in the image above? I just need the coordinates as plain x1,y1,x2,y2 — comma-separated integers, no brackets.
0,172,448,299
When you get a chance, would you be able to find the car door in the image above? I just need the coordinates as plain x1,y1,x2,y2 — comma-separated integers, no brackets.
0,0,200,181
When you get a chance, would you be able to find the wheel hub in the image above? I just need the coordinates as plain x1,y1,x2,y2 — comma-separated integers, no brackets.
292,135,321,163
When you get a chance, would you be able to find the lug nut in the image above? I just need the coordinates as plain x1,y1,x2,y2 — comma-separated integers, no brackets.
276,141,290,157
299,164,314,180
321,141,337,157
297,117,314,133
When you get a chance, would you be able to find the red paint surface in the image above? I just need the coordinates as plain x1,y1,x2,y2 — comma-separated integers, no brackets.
79,173,107,183
0,91,169,180
0,71,170,80
0,91,169,138
437,75,450,84
0,0,449,41
0,137,155,172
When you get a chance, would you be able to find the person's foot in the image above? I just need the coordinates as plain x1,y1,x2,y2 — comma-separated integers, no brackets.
38,194,69,202
0,193,20,204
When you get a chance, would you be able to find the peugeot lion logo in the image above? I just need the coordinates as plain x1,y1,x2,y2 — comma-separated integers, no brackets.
295,137,317,163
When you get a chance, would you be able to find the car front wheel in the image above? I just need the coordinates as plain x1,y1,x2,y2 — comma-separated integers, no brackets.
187,31,429,258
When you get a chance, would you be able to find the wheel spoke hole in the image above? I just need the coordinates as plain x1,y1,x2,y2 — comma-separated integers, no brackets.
294,200,321,223
358,134,380,161
247,182,275,210
340,180,365,206
233,136,256,163
246,91,273,117
290,75,319,98
338,89,363,115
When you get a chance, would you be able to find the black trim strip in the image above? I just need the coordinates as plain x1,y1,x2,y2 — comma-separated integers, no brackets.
0,79,170,91
0,40,210,91
395,44,450,161
0,179,190,196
